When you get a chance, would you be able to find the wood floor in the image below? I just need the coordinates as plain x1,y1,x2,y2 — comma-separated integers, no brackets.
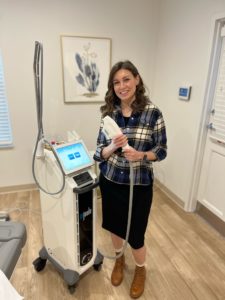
1,187,225,300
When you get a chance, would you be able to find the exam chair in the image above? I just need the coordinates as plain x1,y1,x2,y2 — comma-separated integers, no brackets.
0,221,27,279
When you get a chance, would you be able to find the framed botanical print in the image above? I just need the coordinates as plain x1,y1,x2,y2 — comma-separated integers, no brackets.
61,35,111,103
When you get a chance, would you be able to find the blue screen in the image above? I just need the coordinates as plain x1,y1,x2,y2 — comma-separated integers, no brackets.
55,142,92,174
179,87,188,97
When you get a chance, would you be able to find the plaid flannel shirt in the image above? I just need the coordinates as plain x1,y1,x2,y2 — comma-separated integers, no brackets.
93,103,167,185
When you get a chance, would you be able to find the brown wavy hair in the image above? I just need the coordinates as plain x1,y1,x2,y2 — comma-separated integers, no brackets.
100,60,149,117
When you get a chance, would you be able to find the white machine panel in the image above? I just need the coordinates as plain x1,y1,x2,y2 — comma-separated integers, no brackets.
36,148,98,275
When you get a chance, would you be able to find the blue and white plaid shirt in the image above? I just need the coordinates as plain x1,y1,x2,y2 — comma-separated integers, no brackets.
93,103,167,185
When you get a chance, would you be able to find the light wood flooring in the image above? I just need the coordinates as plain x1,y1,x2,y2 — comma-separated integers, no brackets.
0,187,225,300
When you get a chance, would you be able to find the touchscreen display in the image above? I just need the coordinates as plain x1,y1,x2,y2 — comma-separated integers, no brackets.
54,141,93,175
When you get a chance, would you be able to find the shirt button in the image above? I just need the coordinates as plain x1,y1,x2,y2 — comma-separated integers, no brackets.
121,171,124,174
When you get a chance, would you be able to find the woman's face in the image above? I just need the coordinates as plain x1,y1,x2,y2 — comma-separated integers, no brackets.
112,69,139,104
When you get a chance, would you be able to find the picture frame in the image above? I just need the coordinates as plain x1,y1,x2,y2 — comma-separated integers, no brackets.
60,35,112,103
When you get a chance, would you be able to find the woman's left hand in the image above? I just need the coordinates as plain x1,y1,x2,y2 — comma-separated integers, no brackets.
123,146,143,161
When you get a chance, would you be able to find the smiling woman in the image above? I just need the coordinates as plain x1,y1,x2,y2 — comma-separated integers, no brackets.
0,51,13,148
94,60,167,299
112,69,140,110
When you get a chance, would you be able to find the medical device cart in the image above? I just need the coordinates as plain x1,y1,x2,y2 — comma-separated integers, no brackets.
33,146,103,294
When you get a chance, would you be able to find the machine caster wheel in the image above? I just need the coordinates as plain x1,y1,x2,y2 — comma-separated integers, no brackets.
68,284,76,294
93,262,102,271
33,257,47,272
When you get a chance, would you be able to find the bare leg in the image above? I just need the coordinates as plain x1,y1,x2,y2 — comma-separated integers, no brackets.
111,232,124,251
131,245,146,266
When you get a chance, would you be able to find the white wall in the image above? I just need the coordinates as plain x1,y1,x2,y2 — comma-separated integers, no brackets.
0,0,159,187
152,0,225,207
2,0,225,211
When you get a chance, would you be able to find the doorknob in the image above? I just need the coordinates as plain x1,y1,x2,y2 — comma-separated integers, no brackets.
207,123,216,130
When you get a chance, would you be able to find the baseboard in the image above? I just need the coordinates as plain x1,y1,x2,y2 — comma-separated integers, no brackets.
154,179,185,209
196,202,225,237
0,183,37,194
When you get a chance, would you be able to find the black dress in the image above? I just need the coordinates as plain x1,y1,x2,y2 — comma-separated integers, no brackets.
99,173,152,249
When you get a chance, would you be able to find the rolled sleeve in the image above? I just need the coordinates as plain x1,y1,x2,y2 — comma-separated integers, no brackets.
93,143,105,162
151,112,167,161
93,119,108,162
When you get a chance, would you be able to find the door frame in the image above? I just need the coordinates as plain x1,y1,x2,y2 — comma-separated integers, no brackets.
187,13,225,212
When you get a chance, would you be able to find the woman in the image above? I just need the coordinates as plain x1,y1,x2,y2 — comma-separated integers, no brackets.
94,60,167,299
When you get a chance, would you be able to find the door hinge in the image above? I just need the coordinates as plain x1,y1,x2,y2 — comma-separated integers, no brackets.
207,123,216,130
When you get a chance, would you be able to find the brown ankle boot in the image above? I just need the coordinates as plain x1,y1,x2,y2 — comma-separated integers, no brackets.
130,266,146,298
111,254,125,286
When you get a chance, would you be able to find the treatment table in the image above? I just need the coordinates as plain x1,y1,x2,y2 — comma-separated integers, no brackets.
0,221,27,279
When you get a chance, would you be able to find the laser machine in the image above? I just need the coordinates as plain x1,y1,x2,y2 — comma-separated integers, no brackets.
32,42,103,294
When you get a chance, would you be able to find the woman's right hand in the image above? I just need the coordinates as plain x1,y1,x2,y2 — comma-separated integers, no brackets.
111,133,128,150
102,133,128,159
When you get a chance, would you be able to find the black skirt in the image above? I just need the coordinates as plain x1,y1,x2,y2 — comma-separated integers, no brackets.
99,173,153,249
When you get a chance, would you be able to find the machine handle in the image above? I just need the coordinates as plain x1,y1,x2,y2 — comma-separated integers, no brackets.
73,179,99,194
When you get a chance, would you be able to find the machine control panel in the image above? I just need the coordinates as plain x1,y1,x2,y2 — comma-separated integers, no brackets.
73,171,93,187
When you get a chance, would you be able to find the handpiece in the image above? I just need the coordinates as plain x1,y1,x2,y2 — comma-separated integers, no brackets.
102,116,129,149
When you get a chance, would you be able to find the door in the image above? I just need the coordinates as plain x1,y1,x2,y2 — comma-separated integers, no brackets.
197,25,225,222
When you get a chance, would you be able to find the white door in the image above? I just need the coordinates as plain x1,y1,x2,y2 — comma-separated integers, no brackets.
197,27,225,222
